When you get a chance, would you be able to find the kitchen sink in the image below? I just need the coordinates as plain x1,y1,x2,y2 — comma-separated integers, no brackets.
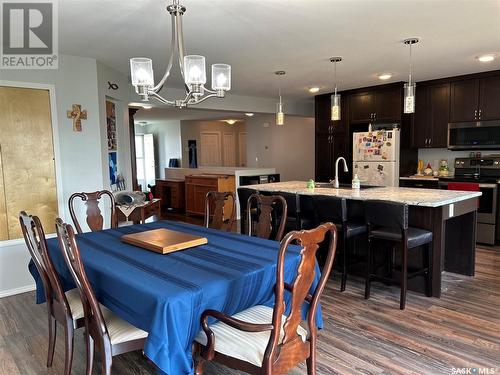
314,182,379,190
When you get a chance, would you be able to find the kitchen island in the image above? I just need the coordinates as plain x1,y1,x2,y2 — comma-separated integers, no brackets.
247,181,482,297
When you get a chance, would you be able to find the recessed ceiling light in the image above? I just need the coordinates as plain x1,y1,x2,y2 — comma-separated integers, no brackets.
137,121,148,127
308,87,320,93
477,54,495,63
142,104,153,109
378,73,392,80
224,119,237,125
245,113,254,117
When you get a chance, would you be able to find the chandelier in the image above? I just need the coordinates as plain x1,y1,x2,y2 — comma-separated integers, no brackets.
129,0,231,108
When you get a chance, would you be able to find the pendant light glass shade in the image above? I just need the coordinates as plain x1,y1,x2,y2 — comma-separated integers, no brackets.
331,93,341,121
130,58,154,88
403,82,416,114
184,55,206,85
212,64,231,90
276,102,284,126
329,57,342,121
403,38,418,114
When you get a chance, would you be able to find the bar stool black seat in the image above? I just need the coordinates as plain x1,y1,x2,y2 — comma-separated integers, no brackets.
312,195,367,292
364,200,433,310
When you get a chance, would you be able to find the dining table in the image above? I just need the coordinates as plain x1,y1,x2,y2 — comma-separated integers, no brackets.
29,220,323,375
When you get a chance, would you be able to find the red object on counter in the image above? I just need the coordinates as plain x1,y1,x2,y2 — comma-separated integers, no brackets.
447,182,479,207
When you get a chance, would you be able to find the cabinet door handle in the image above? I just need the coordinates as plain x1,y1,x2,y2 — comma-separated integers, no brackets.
474,109,477,120
429,138,432,147
425,138,428,146
478,109,482,119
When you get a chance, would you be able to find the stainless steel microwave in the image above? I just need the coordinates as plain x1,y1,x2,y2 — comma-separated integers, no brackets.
448,120,500,150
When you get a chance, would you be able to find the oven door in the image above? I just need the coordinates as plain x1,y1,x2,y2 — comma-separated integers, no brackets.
448,121,500,150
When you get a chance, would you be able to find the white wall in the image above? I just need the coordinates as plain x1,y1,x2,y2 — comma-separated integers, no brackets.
137,120,182,178
0,54,106,296
180,120,247,168
246,114,315,181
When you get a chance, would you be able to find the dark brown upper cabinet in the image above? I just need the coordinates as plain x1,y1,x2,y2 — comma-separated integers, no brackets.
413,83,450,148
450,75,500,122
479,75,500,120
349,85,402,123
450,79,480,122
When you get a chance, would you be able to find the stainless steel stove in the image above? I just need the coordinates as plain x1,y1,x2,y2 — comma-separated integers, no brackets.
438,156,500,245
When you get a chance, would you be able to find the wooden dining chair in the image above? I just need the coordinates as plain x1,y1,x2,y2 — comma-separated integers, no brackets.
247,193,288,241
19,211,84,375
204,191,236,232
69,190,117,234
193,222,338,375
55,219,148,375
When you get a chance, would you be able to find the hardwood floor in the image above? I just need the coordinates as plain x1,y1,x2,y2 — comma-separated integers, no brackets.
1,245,498,375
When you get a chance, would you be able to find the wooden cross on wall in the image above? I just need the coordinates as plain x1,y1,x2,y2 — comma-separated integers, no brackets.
67,104,87,132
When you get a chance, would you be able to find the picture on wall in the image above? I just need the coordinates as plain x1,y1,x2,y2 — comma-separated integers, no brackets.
109,152,118,185
106,100,117,151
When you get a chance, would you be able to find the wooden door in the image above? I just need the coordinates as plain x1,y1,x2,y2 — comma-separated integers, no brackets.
315,134,332,182
0,87,58,239
222,133,236,167
479,75,500,120
315,94,332,134
200,132,221,166
412,85,430,148
450,79,479,122
375,85,402,122
349,91,375,123
238,132,247,167
429,83,450,148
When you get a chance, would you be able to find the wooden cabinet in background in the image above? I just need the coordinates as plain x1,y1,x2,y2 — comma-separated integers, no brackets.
450,75,500,122
413,82,450,148
185,174,235,216
349,84,402,124
156,179,185,212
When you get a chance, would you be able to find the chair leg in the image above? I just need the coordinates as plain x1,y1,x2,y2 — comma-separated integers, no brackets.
47,314,56,367
400,243,408,310
306,341,317,375
426,243,433,297
340,238,347,292
364,238,373,300
102,350,112,375
85,333,94,375
63,321,74,375
193,343,205,375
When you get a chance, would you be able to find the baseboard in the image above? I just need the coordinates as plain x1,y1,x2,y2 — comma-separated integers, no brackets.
0,284,36,299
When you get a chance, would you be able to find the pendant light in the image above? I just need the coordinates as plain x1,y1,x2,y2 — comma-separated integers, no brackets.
403,38,419,114
275,71,286,126
330,57,342,121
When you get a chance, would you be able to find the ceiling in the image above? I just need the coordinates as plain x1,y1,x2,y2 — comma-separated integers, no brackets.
60,0,500,99
134,107,250,124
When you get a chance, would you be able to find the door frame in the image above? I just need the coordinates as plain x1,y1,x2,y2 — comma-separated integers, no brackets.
0,80,65,246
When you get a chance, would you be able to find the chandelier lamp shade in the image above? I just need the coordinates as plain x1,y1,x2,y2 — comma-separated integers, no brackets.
403,37,419,114
330,57,342,121
275,70,286,126
129,0,231,108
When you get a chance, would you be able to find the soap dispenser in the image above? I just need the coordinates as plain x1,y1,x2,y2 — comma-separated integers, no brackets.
352,174,360,190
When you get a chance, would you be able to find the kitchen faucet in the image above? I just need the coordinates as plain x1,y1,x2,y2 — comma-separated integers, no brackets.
331,157,349,188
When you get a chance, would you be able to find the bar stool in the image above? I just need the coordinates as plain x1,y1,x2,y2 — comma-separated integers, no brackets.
364,200,433,310
312,195,367,292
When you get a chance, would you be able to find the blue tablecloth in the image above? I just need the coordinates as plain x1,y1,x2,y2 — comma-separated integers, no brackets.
29,220,323,375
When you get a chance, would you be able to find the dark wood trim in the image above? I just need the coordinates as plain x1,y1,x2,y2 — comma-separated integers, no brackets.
128,107,140,191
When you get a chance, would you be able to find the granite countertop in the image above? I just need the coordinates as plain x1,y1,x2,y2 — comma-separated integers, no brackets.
250,181,481,208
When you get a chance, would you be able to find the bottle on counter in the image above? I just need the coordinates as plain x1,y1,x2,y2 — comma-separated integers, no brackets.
352,174,360,190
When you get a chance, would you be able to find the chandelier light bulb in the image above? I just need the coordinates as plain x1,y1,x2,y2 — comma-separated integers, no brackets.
130,58,154,87
211,64,231,91
184,55,206,85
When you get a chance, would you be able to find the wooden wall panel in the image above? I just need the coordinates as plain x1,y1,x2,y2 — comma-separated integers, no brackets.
0,86,58,239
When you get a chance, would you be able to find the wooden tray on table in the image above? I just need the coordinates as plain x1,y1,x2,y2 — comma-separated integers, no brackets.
121,228,207,254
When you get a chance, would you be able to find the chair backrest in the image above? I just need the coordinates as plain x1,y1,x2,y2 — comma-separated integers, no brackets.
264,223,338,370
69,190,117,234
276,191,300,217
55,219,111,347
204,191,236,231
364,200,408,230
312,195,347,224
247,193,287,241
19,211,69,311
